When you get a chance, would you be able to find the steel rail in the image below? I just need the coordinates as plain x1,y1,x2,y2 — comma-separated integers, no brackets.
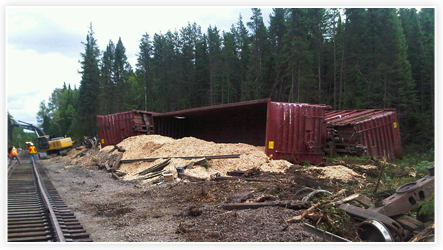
30,159,66,242
8,151,26,178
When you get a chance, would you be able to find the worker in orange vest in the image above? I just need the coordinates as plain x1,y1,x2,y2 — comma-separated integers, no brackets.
28,142,38,164
9,146,21,165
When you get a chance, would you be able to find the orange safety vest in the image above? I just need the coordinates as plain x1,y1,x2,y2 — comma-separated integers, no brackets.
29,146,37,154
10,149,18,158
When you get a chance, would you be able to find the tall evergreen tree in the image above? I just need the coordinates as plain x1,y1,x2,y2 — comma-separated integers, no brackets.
136,33,153,111
99,40,115,114
194,34,210,107
207,25,223,105
221,30,241,103
247,8,271,100
268,8,288,102
113,37,130,112
283,8,313,103
233,14,252,101
76,23,101,137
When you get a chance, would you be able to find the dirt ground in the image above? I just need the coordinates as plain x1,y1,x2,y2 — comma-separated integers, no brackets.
36,135,433,243
41,153,331,242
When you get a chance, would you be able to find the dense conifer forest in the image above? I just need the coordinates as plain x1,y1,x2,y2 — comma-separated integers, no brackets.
28,8,434,154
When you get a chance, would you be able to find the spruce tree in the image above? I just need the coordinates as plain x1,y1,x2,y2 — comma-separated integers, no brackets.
113,37,130,112
99,40,115,114
136,33,153,111
77,23,101,137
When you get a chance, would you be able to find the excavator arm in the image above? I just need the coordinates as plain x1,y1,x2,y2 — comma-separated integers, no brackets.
8,118,50,158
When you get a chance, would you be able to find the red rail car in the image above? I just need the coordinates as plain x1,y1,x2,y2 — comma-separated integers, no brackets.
97,110,157,147
265,102,328,165
325,109,402,160
154,99,329,165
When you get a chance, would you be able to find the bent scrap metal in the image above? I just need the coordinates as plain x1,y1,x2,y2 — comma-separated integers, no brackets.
339,165,434,242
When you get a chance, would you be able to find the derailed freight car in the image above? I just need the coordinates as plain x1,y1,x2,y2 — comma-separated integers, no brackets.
97,101,403,164
325,109,402,160
96,110,157,147
153,99,329,165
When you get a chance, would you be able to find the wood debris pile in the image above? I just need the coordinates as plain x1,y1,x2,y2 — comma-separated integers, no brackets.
70,134,292,183
300,165,365,184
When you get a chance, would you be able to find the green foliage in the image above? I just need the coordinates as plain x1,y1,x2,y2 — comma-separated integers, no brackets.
418,196,434,216
77,23,101,137
34,8,433,153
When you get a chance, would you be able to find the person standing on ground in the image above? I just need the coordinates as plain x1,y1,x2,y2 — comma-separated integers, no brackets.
9,146,21,165
28,143,37,163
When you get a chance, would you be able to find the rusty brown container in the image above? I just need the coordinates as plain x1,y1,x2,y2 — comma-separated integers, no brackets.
154,99,329,165
325,109,402,160
97,110,157,147
265,102,329,165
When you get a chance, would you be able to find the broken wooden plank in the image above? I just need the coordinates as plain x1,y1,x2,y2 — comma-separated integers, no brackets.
180,174,206,182
222,200,309,210
110,153,123,171
227,168,260,177
138,158,171,175
120,154,241,163
212,176,272,182
293,175,336,191
139,171,165,180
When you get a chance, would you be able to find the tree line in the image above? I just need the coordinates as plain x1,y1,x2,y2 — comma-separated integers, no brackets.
34,8,434,153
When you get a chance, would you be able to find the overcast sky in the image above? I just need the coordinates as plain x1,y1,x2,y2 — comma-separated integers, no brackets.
6,6,276,127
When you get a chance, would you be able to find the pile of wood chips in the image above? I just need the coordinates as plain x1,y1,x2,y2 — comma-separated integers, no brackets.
67,135,368,185
98,134,292,182
303,165,365,184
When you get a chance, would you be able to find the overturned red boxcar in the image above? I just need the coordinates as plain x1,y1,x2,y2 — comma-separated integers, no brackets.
96,110,157,147
97,101,403,164
153,99,329,165
325,109,403,160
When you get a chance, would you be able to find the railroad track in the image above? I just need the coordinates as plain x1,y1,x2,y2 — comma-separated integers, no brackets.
8,155,92,242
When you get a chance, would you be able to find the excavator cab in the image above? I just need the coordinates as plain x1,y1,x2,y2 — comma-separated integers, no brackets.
36,135,50,150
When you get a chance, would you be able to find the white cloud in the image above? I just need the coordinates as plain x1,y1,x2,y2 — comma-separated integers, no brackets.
7,46,82,124
6,6,272,126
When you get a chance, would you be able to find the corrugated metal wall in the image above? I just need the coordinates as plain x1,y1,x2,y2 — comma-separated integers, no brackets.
325,109,402,159
97,110,156,147
265,102,328,165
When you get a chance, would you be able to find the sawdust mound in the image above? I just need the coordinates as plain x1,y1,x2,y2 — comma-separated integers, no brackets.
304,165,365,184
97,134,292,181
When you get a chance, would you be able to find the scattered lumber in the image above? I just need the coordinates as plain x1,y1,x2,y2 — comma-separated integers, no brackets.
138,170,165,180
110,145,126,153
409,223,434,242
121,154,241,163
212,176,272,182
138,159,171,175
227,168,260,177
110,153,123,171
180,174,206,182
286,189,347,223
293,175,336,191
222,200,309,210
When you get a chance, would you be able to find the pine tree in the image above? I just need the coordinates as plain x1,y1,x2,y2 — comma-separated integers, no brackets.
268,8,288,102
282,8,313,103
207,25,223,105
221,30,241,103
76,23,101,137
247,8,271,100
194,34,210,107
99,40,115,114
136,33,154,111
233,14,252,101
113,37,130,112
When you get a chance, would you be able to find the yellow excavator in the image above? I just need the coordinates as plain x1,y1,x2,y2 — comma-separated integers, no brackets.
8,118,73,159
